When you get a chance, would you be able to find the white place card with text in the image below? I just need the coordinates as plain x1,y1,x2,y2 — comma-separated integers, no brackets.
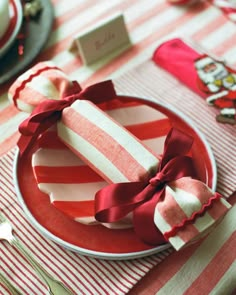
71,13,132,65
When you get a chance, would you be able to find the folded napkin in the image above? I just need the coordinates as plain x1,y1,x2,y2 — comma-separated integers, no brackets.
153,38,236,124
211,0,236,22
9,62,231,251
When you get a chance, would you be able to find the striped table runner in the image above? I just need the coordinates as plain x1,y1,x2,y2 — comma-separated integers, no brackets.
0,0,236,294
2,0,236,156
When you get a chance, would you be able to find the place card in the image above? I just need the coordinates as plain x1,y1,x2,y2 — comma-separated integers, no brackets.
70,13,132,65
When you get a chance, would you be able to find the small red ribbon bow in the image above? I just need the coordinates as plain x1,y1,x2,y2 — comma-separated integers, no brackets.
18,80,116,155
95,128,196,245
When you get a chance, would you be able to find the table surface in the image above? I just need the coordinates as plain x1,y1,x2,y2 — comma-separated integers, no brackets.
0,0,236,294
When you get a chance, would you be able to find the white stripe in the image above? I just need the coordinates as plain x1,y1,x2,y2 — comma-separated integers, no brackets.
154,202,185,250
209,261,236,295
98,260,131,292
201,21,236,50
143,136,166,156
157,204,236,294
46,0,125,49
72,100,159,172
39,182,106,202
1,150,167,293
1,162,99,293
69,3,187,80
0,247,46,294
70,5,219,81
0,112,28,145
57,121,130,183
106,104,167,126
32,148,84,167
167,186,216,233
27,75,60,100
154,205,172,233
53,0,87,17
51,0,163,69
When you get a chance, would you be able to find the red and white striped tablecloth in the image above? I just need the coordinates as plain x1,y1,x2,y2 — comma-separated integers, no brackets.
0,0,236,294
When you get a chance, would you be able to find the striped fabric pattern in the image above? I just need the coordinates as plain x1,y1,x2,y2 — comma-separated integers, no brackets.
0,0,236,294
212,0,236,22
154,178,231,250
8,62,74,113
59,100,160,184
0,149,173,295
32,102,168,227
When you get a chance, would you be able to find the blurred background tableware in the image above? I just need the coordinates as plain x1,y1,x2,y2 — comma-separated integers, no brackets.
0,0,23,58
0,0,54,85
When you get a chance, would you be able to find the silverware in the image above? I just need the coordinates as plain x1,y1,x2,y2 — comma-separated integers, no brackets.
0,271,23,295
0,212,75,295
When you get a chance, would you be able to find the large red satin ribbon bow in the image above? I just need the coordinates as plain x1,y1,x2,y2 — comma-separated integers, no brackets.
18,80,116,155
95,128,196,245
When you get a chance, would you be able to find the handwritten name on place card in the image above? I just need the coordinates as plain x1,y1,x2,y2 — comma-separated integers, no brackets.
72,13,131,65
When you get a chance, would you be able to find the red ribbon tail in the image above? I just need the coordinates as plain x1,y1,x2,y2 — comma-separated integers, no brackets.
80,80,117,104
133,190,166,245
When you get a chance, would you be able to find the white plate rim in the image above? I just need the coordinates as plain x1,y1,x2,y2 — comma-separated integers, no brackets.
0,0,23,58
13,96,217,260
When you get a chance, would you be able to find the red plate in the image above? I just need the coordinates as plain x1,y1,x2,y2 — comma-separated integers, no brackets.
0,0,23,57
13,96,216,259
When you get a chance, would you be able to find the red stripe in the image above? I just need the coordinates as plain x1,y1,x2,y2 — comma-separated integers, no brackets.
34,165,103,183
52,0,98,30
82,2,210,85
39,0,137,62
0,284,11,294
98,261,130,294
128,242,200,294
62,0,170,74
0,248,45,294
125,118,172,139
0,161,93,293
0,105,19,124
53,200,95,218
0,131,19,157
37,130,65,149
61,106,156,182
184,232,236,294
207,198,230,220
157,189,199,243
192,14,226,40
213,31,236,56
0,197,90,294
11,66,60,106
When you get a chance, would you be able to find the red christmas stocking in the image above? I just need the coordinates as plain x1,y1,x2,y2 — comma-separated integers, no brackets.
152,38,236,124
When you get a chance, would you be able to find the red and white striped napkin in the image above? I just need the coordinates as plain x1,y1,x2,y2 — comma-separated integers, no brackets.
32,102,168,228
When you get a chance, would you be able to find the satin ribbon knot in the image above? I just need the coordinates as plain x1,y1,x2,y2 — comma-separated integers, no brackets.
149,172,167,187
95,128,196,245
17,80,116,155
